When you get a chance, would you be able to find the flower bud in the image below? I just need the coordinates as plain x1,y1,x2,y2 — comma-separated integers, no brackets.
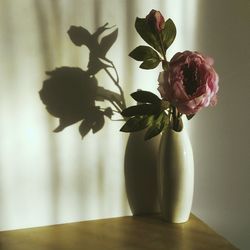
146,9,165,32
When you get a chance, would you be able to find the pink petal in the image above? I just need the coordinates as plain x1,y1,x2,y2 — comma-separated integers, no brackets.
173,81,189,101
210,94,218,106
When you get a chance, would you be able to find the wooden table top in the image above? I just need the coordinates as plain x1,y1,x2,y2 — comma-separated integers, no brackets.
0,214,237,250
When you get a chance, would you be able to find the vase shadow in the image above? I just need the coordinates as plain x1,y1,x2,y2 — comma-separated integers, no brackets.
124,130,160,215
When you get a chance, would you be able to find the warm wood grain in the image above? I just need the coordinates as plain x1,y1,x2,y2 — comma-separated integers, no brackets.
0,214,237,250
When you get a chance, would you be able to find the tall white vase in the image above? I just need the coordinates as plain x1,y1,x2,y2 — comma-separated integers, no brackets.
159,128,194,223
124,130,160,215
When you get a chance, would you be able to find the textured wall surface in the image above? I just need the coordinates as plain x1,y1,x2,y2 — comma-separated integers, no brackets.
0,0,249,249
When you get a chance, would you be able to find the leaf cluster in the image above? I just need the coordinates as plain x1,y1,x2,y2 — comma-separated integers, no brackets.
120,90,170,140
129,17,176,70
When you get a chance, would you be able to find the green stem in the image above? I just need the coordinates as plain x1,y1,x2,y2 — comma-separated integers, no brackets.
171,105,178,131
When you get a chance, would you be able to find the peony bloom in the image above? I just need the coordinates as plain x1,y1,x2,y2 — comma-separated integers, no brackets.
146,9,165,32
158,51,219,115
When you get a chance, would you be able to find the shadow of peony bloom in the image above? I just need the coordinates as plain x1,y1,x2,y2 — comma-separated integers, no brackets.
39,23,126,138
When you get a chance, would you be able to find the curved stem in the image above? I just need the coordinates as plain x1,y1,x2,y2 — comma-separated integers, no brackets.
171,105,183,132
171,105,177,131
103,62,126,110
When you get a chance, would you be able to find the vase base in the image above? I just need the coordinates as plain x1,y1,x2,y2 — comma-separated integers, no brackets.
161,214,190,224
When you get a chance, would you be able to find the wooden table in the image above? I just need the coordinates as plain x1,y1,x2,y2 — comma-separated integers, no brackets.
0,214,237,250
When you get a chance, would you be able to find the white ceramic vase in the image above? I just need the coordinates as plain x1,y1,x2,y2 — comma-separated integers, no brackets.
159,128,194,223
124,130,160,215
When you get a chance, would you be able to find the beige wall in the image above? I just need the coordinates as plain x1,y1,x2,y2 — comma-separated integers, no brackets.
191,1,250,249
0,0,180,230
0,0,249,249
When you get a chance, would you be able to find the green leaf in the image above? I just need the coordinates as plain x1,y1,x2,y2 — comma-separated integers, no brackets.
140,58,161,69
161,100,170,110
186,114,195,120
121,103,161,117
131,90,161,104
144,112,166,140
120,116,150,132
162,18,176,51
162,114,170,131
129,46,160,61
135,18,162,55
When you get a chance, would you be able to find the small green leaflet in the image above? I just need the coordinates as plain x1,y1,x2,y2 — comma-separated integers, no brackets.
135,18,163,56
121,103,161,117
129,46,161,70
144,112,169,140
186,114,195,120
140,58,161,69
131,90,161,104
120,115,152,132
129,46,160,61
162,18,176,52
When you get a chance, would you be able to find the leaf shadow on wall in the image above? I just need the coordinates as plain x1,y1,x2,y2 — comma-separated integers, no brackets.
39,23,126,138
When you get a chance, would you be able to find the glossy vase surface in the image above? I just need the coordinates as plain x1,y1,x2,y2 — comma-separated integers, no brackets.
159,128,194,223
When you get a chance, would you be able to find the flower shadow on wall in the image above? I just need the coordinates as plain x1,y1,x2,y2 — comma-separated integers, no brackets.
39,23,126,138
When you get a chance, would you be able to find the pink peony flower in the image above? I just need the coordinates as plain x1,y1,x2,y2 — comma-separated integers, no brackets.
146,9,165,32
158,51,219,115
